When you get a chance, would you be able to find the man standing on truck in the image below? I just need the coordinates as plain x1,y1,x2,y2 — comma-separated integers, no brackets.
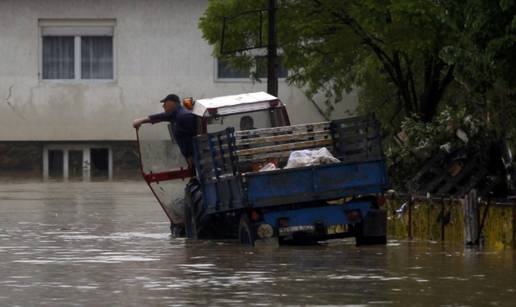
132,93,197,167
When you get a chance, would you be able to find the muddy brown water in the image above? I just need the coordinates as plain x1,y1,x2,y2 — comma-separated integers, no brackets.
1,181,515,306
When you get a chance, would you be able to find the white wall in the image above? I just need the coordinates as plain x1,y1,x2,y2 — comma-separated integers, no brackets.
0,0,357,141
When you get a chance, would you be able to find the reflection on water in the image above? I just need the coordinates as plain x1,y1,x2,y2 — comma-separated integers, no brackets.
0,181,515,306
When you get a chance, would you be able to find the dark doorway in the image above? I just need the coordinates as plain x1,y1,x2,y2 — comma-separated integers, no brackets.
90,148,109,178
48,150,63,178
68,150,83,179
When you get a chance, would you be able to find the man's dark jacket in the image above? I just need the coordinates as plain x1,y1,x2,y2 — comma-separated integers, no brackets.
149,106,197,159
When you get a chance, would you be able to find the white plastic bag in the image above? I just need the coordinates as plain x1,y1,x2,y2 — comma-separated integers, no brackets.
284,147,339,169
284,150,313,169
314,147,340,164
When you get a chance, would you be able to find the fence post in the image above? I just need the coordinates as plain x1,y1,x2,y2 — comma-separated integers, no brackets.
512,206,516,249
463,189,479,246
408,197,413,240
441,199,445,241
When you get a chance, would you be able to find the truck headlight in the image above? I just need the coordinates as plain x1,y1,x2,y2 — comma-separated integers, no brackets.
257,223,274,239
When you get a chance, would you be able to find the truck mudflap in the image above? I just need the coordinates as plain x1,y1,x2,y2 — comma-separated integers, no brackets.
355,208,387,245
360,208,387,237
136,123,193,225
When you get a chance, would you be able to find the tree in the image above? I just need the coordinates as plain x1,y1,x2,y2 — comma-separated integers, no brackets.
439,0,516,138
199,0,459,125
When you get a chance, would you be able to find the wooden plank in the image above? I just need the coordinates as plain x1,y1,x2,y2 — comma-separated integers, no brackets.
236,139,333,156
235,122,330,138
236,130,331,146
237,151,292,163
200,130,331,154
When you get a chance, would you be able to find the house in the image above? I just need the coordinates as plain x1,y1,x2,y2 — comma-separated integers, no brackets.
0,0,357,180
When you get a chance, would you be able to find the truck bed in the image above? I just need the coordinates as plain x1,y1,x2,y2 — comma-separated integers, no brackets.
192,115,387,214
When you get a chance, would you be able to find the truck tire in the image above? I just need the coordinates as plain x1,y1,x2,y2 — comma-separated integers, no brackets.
355,233,387,245
184,179,203,239
355,208,387,246
238,214,256,246
183,197,193,238
170,223,185,237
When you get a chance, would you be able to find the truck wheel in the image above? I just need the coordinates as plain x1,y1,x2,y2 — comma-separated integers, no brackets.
184,179,202,239
183,195,193,238
354,208,387,246
355,233,387,245
238,214,255,246
170,223,185,237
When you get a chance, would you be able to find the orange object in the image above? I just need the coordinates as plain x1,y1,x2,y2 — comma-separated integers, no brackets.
183,97,194,110
251,162,263,172
266,158,278,167
250,210,261,221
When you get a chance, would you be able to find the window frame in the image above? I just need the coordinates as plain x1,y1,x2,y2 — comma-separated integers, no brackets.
38,19,117,83
214,56,289,83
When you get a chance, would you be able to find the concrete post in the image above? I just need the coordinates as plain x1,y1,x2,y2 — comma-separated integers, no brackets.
108,147,113,180
83,148,90,181
42,147,49,181
463,189,479,246
63,149,69,179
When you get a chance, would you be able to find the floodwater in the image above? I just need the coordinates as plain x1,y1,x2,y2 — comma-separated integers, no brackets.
1,181,515,307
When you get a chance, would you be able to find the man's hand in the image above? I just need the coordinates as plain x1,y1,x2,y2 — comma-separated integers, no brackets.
132,117,149,129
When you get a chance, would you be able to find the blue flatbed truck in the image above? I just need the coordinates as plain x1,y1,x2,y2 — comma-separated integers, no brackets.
137,92,389,245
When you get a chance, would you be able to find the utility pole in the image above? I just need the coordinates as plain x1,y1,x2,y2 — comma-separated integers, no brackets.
267,0,278,97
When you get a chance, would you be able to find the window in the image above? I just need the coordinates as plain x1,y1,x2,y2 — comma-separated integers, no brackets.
81,36,114,79
43,145,113,180
42,37,75,79
217,59,249,79
40,21,115,80
217,56,288,80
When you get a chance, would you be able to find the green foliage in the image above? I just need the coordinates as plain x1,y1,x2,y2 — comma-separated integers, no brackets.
199,1,516,189
387,106,493,187
439,0,516,138
199,0,268,73
199,0,458,124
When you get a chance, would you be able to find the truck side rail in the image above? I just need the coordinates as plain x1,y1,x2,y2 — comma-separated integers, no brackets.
193,114,384,179
192,114,386,212
330,115,383,163
193,128,238,183
192,128,243,212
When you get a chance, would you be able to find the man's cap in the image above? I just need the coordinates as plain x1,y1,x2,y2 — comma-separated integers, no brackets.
160,94,180,103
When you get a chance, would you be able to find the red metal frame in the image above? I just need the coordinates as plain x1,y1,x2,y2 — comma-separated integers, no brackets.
143,168,193,183
135,128,192,224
